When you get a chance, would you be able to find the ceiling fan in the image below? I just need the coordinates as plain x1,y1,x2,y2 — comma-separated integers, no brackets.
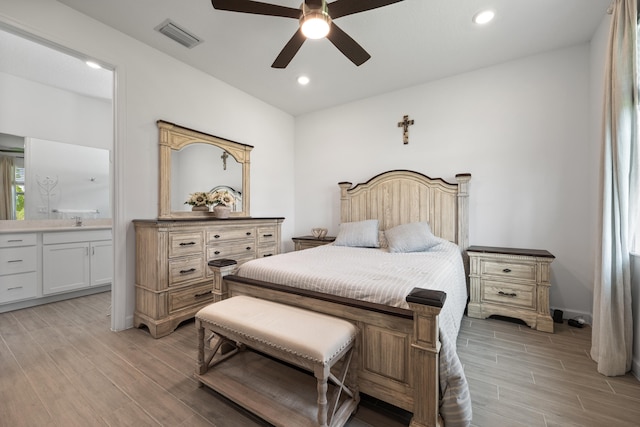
210,0,405,68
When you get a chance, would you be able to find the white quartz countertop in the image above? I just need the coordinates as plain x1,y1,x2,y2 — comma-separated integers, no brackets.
0,219,112,233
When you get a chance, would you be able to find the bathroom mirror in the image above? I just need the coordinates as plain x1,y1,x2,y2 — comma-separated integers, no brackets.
0,25,113,223
158,120,252,219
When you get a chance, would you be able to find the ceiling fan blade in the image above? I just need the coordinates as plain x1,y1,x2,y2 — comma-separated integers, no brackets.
326,23,370,66
211,0,300,19
272,30,306,69
328,0,404,19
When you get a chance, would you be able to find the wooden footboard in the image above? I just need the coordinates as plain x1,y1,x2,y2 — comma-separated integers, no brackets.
210,264,444,427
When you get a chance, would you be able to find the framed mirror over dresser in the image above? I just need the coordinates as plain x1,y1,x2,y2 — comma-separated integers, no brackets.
133,121,284,338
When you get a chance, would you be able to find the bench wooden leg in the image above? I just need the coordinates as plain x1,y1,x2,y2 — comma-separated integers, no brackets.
316,366,330,427
314,347,358,427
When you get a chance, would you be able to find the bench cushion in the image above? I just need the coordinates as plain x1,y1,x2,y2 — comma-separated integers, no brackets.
196,296,357,366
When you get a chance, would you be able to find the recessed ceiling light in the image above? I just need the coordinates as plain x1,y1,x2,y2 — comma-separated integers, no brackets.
297,75,310,85
473,10,495,25
86,61,102,69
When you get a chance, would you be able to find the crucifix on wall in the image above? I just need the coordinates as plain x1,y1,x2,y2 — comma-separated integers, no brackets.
397,115,414,145
221,151,229,170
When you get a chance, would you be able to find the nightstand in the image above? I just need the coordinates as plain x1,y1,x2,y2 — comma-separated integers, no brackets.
292,235,336,251
467,245,555,333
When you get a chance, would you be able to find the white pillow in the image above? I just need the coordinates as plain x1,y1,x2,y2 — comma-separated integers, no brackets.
333,219,380,248
385,222,440,253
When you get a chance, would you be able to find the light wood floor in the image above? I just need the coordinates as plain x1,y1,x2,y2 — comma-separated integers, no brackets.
1,292,639,427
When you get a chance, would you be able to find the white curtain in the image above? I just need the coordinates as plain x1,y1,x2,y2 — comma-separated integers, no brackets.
591,0,639,376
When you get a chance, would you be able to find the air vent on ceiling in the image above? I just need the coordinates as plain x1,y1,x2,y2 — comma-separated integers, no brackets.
154,19,203,49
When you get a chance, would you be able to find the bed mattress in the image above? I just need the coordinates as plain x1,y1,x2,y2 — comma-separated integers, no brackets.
235,239,472,426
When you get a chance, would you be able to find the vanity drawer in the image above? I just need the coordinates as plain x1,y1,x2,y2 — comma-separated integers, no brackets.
479,259,536,281
168,282,213,313
168,255,204,286
207,227,256,243
0,272,38,304
481,279,536,310
169,232,204,258
208,242,254,260
0,246,37,275
257,227,277,245
0,233,37,248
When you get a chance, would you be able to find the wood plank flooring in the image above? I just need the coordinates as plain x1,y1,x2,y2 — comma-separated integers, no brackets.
0,292,638,426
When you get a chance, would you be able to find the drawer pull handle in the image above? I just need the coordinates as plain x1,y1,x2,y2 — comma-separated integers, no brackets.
7,239,23,242
180,268,196,274
246,232,252,236
179,242,196,246
214,234,221,239
246,247,252,251
263,234,273,237
214,251,220,255
263,254,273,257
8,259,23,263
502,268,512,273
498,291,517,297
194,291,211,298
7,286,23,291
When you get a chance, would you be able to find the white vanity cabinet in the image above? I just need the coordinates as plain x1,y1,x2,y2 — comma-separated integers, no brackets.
42,229,113,295
0,233,38,304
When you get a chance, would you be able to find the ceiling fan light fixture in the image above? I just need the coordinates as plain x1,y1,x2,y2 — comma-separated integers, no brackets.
300,11,331,39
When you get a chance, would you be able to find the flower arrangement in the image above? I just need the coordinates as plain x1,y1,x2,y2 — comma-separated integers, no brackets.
210,189,235,207
184,191,215,207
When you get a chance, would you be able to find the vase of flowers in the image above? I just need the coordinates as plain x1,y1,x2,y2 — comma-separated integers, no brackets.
211,189,235,218
184,191,214,211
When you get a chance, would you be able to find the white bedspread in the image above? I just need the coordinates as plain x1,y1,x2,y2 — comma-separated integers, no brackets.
235,239,472,426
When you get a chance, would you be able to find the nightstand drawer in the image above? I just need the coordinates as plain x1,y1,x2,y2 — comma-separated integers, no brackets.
482,279,536,309
480,260,536,281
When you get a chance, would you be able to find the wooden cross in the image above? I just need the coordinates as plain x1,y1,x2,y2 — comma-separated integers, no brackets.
221,151,229,170
397,115,414,145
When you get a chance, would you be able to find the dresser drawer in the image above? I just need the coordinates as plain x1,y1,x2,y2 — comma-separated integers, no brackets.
0,272,38,303
257,245,277,258
0,233,37,248
481,279,536,309
169,232,204,258
168,282,213,313
480,259,536,281
0,246,37,275
257,227,277,245
168,255,205,286
207,227,255,243
207,242,254,260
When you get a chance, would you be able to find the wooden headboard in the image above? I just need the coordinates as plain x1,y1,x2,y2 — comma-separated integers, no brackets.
339,170,471,249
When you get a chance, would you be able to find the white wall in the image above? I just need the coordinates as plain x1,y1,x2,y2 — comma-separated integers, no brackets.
295,44,598,320
0,71,112,148
0,0,296,330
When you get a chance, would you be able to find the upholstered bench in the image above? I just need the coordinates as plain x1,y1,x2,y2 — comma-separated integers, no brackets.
195,295,360,427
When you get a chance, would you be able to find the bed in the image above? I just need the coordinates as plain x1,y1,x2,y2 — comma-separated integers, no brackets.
214,170,472,427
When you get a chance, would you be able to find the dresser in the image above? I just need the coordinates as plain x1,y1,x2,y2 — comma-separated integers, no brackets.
133,217,284,338
467,245,555,333
292,235,336,251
